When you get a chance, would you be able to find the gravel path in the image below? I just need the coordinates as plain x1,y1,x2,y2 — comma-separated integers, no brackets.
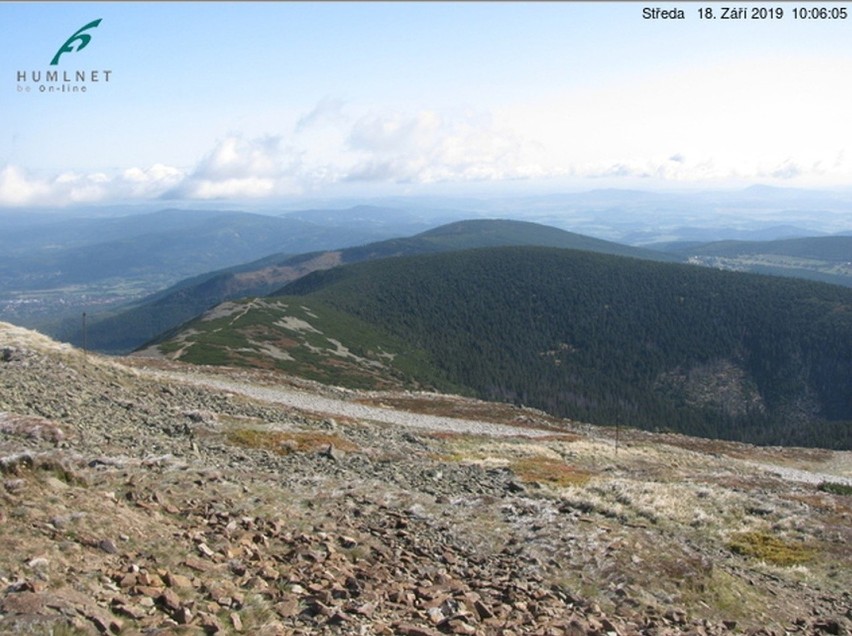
745,460,852,486
152,369,553,438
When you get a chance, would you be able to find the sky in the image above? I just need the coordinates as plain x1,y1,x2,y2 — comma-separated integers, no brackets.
2,1,852,207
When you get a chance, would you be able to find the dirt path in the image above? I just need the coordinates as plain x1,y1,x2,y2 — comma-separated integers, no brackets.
151,369,554,438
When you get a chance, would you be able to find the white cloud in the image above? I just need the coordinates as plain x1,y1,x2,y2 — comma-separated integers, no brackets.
4,80,852,208
0,165,53,206
343,109,557,184
122,164,186,197
0,163,187,207
163,134,304,200
183,177,277,199
194,135,284,179
496,55,852,187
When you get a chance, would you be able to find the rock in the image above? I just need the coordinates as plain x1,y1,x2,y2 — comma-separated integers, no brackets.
166,572,194,589
158,588,183,612
351,602,376,617
2,347,24,362
85,606,123,634
110,598,148,620
98,539,118,554
197,542,215,558
319,444,343,462
812,619,841,635
474,599,494,620
26,557,50,570
446,618,477,635
183,556,213,572
274,598,301,618
197,611,223,633
427,606,445,623
394,622,441,636
0,591,46,614
174,606,193,625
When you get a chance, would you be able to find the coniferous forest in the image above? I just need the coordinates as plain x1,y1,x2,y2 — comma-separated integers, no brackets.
280,246,852,449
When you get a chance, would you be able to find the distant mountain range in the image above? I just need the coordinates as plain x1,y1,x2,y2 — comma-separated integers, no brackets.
0,207,394,329
143,245,852,449
0,208,377,290
3,194,850,353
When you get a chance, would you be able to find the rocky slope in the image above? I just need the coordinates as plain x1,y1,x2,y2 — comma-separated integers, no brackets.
0,321,850,635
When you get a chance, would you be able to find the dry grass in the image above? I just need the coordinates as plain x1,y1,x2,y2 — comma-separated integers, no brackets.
357,394,569,431
225,429,359,455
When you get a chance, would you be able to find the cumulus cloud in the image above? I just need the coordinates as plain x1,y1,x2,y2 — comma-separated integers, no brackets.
581,155,727,182
574,153,842,185
3,96,850,207
195,135,283,179
769,160,804,180
122,164,185,196
343,109,554,184
0,163,187,206
0,165,53,206
163,134,303,199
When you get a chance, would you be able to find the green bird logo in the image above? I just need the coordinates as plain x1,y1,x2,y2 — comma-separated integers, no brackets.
50,19,102,66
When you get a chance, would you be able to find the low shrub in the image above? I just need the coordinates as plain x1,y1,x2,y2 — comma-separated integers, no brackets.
727,531,814,566
817,481,852,496
510,456,590,488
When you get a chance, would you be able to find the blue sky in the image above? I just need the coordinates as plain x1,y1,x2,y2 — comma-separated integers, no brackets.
2,1,851,206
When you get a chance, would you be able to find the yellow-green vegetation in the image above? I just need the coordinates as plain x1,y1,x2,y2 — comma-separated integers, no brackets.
427,432,494,463
226,429,359,455
727,530,815,566
510,456,590,488
433,435,597,489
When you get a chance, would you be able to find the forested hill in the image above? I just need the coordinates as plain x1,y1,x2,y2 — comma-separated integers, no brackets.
280,246,852,449
402,219,681,260
70,219,678,353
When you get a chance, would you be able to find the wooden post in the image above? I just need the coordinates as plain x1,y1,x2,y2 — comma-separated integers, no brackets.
82,312,87,358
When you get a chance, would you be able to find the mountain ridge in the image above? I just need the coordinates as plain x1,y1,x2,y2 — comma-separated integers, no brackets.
148,245,852,449
64,219,681,354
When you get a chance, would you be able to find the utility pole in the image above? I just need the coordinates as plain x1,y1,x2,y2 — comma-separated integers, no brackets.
615,418,619,457
614,411,620,458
